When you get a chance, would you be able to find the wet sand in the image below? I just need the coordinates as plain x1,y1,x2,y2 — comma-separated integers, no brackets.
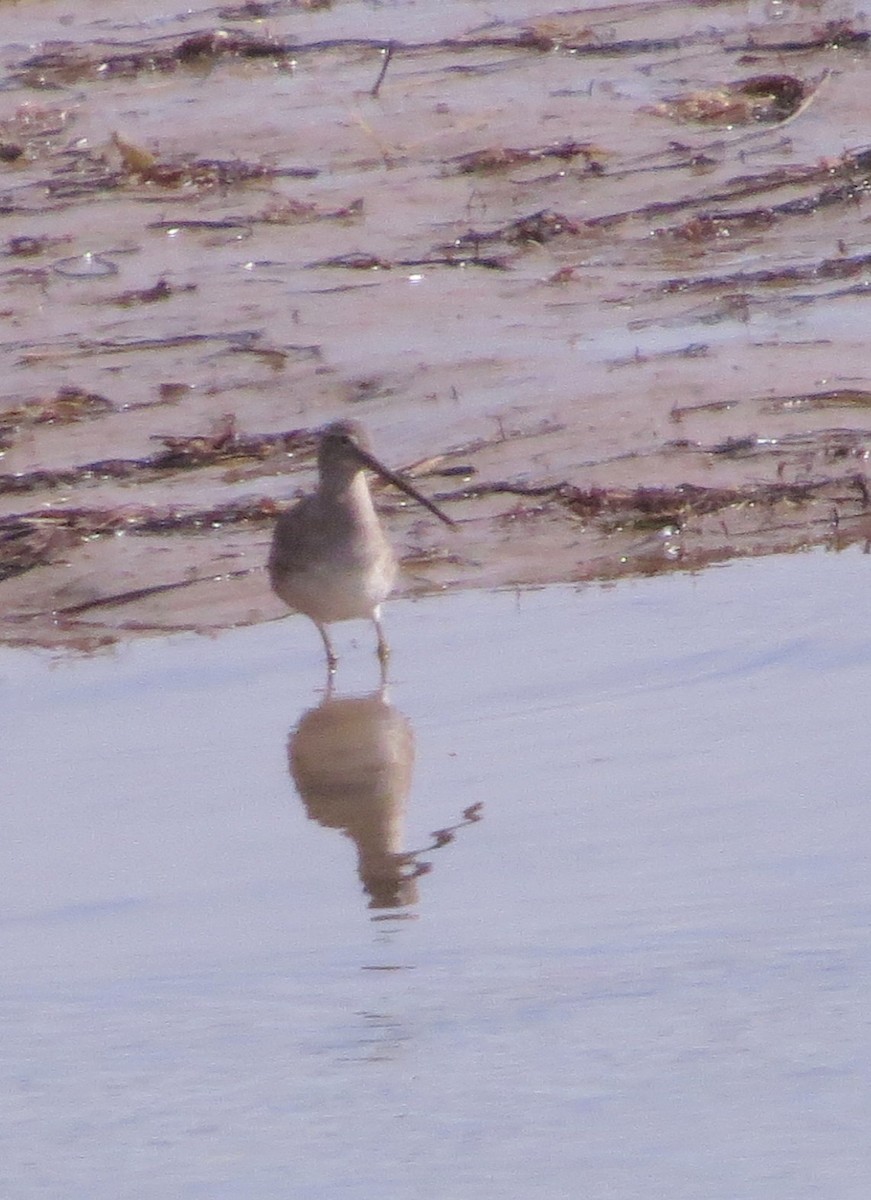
5,8,871,1196
2,0,871,647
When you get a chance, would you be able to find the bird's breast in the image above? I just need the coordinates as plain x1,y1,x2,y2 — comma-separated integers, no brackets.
269,495,398,623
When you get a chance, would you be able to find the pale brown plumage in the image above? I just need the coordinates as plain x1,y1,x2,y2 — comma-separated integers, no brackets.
268,420,454,672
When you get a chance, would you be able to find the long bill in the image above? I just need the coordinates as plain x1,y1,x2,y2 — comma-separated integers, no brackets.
354,447,456,528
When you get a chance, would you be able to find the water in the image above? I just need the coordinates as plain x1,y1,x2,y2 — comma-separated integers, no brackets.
2,549,871,1198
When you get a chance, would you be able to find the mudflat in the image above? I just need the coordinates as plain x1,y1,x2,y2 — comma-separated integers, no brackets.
2,0,870,647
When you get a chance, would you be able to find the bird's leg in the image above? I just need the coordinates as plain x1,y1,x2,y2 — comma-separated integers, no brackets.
374,609,390,678
316,622,338,672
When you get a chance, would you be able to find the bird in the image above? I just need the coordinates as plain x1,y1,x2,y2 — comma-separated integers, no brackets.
268,419,455,672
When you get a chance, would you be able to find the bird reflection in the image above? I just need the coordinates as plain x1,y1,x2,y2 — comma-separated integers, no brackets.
288,686,482,911
289,688,418,908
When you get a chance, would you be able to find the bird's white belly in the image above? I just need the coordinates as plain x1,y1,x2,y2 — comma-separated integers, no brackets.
273,552,396,624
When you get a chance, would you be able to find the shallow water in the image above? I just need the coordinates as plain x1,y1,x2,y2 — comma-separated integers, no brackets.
3,549,871,1198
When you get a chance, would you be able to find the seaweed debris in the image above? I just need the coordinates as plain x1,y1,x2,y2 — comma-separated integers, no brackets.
0,420,313,495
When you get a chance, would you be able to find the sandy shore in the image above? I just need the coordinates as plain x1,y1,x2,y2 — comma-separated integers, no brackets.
2,0,871,648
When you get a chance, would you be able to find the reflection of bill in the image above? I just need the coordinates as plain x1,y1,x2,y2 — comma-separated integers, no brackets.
288,689,482,911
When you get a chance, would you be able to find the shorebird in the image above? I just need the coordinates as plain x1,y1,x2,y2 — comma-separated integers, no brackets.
268,419,455,672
